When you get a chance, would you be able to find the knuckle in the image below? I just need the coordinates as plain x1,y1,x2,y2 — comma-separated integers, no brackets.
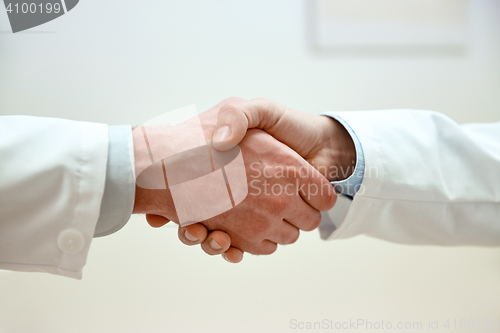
222,96,246,105
264,242,278,255
325,191,338,210
245,219,270,238
242,240,277,255
315,182,337,210
251,97,285,119
308,211,323,231
266,196,288,216
239,241,262,255
218,104,240,116
253,241,277,255
251,97,271,105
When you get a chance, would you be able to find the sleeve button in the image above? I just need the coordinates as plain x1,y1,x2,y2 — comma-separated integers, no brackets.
57,229,86,254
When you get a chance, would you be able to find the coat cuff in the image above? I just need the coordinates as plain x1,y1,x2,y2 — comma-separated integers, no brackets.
94,125,135,237
318,112,366,238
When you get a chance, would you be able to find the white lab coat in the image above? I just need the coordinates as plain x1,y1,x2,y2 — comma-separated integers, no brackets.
0,116,108,279
323,110,500,246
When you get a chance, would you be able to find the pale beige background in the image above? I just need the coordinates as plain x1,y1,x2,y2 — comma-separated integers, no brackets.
0,1,499,332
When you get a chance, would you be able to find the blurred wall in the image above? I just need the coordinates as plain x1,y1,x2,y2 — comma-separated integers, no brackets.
0,1,499,332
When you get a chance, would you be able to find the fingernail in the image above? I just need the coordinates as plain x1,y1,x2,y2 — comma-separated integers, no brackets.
184,230,198,242
213,126,231,143
222,253,233,263
210,238,223,250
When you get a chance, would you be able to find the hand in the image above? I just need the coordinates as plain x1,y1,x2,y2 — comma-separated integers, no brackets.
211,98,356,182
192,128,336,254
132,98,337,259
134,98,248,262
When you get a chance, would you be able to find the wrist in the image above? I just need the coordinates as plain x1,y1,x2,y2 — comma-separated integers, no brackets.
132,185,153,215
131,126,178,220
132,185,176,217
319,116,356,182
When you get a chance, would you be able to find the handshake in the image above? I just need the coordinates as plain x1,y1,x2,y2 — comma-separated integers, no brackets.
132,97,356,263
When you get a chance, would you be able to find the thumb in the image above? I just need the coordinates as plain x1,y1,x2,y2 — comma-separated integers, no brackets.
211,103,250,151
211,98,309,153
212,98,289,151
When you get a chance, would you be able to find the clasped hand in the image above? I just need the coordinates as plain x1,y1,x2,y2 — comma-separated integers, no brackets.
134,97,356,262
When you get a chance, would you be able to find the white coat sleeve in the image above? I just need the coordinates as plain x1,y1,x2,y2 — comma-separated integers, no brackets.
0,116,108,278
323,110,500,246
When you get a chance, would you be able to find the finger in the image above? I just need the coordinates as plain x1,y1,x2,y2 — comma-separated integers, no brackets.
178,224,208,245
146,214,170,228
222,247,244,263
268,220,300,245
284,196,323,232
254,240,278,255
200,230,231,255
297,161,337,212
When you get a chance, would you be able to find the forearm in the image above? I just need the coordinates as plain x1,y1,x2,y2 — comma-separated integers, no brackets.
0,116,108,278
